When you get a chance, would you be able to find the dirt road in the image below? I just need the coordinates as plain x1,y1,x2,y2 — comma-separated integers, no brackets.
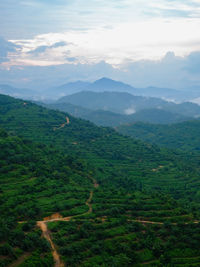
53,117,70,131
37,221,64,267
37,178,97,267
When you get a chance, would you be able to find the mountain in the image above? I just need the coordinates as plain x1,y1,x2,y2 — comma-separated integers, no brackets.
46,102,190,126
0,84,36,99
0,93,199,200
45,81,91,99
126,108,191,124
47,78,200,101
87,77,136,93
117,120,200,151
1,94,200,266
2,78,200,103
58,91,168,114
136,86,200,102
49,78,137,97
57,91,200,118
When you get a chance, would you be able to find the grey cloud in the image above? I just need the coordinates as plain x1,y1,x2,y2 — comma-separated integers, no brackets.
1,50,200,91
51,41,68,48
120,51,199,89
0,37,18,63
66,57,77,62
28,41,69,55
184,52,200,74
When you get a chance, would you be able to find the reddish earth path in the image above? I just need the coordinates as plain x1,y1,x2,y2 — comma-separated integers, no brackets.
21,177,199,267
37,221,64,267
37,178,98,267
53,117,70,131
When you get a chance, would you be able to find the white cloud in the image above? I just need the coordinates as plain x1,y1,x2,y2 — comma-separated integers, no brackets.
124,107,136,115
3,16,200,67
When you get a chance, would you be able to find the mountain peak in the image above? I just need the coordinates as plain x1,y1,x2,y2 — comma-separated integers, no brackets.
93,77,116,84
91,77,135,92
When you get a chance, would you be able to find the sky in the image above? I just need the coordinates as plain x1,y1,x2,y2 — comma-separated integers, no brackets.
0,0,200,89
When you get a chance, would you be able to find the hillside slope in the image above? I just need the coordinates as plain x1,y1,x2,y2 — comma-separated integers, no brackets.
58,91,200,118
46,102,190,126
0,129,200,267
1,94,200,266
0,94,200,202
117,120,200,151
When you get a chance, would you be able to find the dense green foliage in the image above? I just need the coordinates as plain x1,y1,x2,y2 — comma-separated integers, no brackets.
46,102,190,126
117,120,200,151
0,128,95,266
49,217,200,266
0,94,200,266
1,94,200,203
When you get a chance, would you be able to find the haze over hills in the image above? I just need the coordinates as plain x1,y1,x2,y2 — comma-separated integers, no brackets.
56,91,200,119
2,77,200,126
1,77,200,103
46,102,192,126
53,91,200,126
45,78,200,102
0,84,36,99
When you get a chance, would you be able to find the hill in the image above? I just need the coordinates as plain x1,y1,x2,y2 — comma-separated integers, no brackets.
1,93,200,201
48,78,200,102
2,77,200,103
1,94,200,266
57,91,200,119
0,84,36,99
117,120,200,151
0,128,96,266
46,102,190,126
1,128,199,266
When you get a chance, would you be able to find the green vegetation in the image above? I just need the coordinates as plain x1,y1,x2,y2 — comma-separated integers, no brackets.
0,94,200,266
57,91,200,118
49,217,200,266
46,102,190,126
117,120,200,151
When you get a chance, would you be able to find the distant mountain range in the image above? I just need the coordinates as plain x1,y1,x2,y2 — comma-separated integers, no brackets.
2,77,200,126
48,77,200,102
45,101,192,126
1,77,200,102
0,84,35,99
56,91,200,116
41,90,199,126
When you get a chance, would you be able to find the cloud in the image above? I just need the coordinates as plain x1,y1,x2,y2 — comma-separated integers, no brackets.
124,107,136,115
1,0,200,91
28,41,68,55
2,0,200,40
1,51,200,91
0,37,19,63
4,16,200,68
119,51,200,89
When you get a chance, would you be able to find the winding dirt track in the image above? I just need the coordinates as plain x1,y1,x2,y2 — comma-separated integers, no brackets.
21,177,199,267
37,221,64,267
53,117,70,131
37,179,98,267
